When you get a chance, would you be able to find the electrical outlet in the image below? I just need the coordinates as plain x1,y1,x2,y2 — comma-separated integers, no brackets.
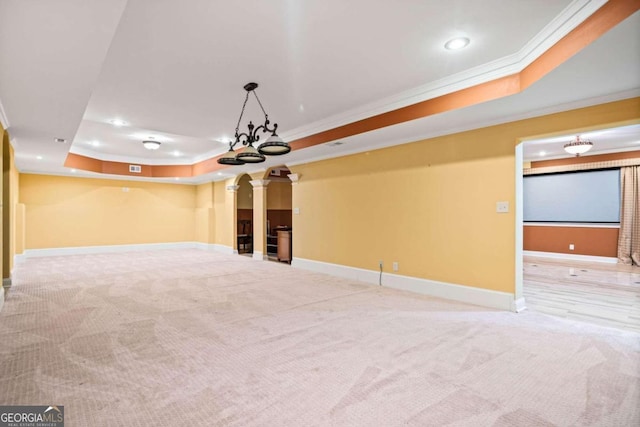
569,244,575,250
496,201,509,213
392,262,398,272
379,260,383,269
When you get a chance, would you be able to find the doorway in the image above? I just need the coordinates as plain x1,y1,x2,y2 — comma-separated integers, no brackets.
517,125,640,332
265,167,293,263
236,174,253,256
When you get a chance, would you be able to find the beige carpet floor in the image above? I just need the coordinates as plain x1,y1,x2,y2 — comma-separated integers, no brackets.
1,249,639,426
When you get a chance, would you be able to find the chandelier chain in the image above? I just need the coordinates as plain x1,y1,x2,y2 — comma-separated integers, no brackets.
252,91,269,119
235,91,251,135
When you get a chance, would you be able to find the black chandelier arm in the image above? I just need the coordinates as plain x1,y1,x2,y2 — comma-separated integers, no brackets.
252,123,269,137
235,132,252,146
253,119,278,136
268,121,278,135
226,120,280,150
225,133,241,150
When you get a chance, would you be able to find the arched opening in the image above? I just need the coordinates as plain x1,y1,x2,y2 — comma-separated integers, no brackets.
265,166,293,263
236,174,253,256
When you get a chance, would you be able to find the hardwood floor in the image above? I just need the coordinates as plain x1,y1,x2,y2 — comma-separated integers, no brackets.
523,256,640,333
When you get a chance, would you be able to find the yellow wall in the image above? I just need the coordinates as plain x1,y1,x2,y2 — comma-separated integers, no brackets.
20,174,197,249
0,128,24,276
213,180,233,248
9,144,21,270
195,182,215,244
267,181,292,210
2,130,9,277
0,130,20,276
0,125,4,279
291,98,640,294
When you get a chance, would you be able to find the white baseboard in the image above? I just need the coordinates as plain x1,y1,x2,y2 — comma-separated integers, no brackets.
292,257,518,312
20,242,241,259
193,242,208,251
216,244,235,254
252,251,267,261
14,253,26,264
22,242,201,258
523,250,618,264
0,286,4,314
193,242,235,254
512,297,527,313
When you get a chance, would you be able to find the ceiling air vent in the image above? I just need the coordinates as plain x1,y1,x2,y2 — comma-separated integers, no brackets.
328,141,344,147
129,165,142,173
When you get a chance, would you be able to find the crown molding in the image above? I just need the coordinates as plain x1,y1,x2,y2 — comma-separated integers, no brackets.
286,89,640,168
69,146,206,166
18,169,198,185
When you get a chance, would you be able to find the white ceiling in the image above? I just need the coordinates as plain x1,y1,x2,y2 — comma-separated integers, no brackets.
1,0,638,184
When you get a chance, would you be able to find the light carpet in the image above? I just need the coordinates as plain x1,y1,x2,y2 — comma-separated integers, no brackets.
1,249,639,426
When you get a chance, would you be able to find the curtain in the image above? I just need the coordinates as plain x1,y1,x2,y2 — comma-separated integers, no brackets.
617,166,640,265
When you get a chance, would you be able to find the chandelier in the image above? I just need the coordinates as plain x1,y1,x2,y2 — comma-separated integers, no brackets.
217,82,290,165
142,140,161,150
563,135,593,157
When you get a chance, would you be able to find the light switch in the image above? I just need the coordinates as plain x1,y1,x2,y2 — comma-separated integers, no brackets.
293,207,300,215
496,201,509,213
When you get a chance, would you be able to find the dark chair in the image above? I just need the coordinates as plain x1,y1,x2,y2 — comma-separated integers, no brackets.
237,220,252,254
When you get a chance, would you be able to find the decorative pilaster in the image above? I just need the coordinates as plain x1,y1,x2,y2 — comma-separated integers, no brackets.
287,173,300,185
225,182,238,250
249,179,270,189
287,174,300,263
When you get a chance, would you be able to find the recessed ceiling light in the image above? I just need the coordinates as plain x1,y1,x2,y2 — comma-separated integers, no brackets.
91,140,100,147
110,119,127,127
36,155,43,160
539,151,546,156
444,37,470,50
174,177,180,181
172,150,181,157
71,169,77,173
